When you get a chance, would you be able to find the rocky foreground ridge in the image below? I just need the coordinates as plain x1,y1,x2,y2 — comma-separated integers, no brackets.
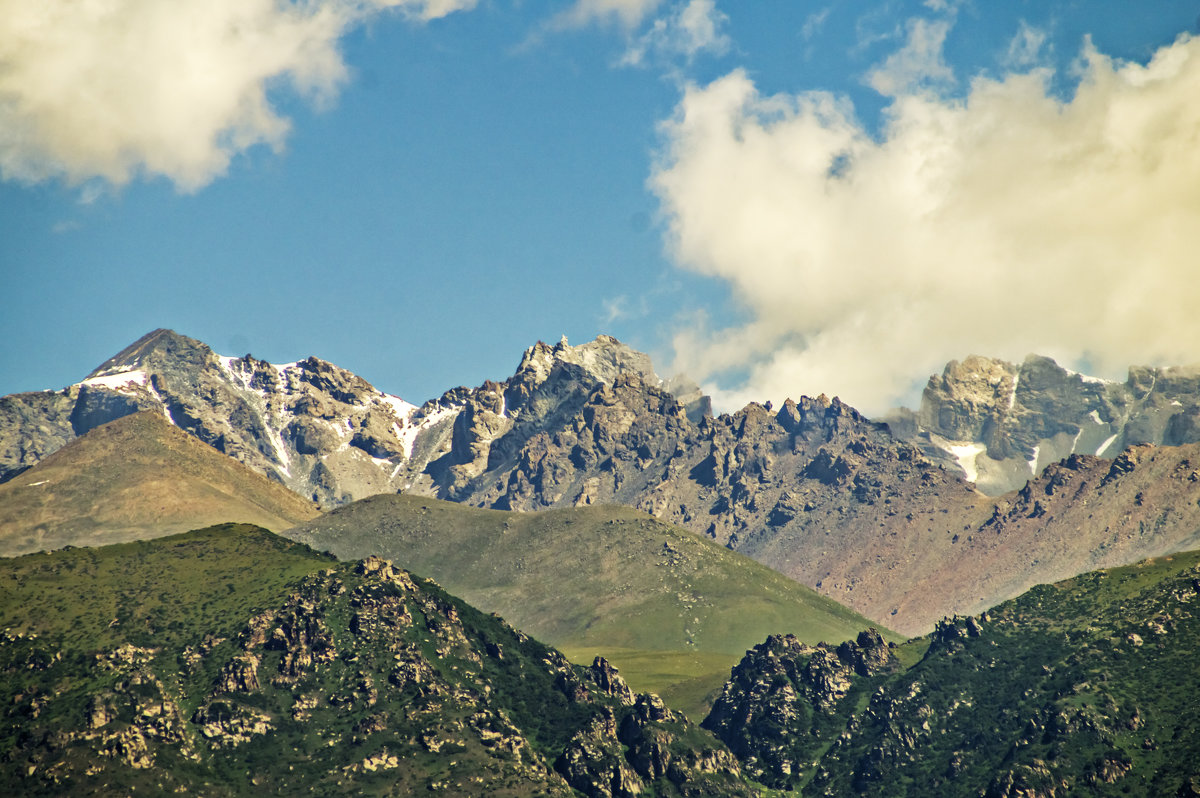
0,527,755,796
704,551,1200,796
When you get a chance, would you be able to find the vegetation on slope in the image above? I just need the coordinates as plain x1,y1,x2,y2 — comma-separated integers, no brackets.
282,494,891,717
705,550,1200,795
0,525,767,796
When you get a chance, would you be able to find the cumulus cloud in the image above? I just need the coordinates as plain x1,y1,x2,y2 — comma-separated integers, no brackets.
652,33,1200,415
621,0,730,67
0,0,474,191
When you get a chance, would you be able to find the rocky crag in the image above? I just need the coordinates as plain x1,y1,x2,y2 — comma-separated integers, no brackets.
0,526,756,796
701,629,900,789
890,354,1200,495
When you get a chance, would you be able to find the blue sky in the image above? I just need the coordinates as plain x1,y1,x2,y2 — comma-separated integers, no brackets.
4,1,1200,414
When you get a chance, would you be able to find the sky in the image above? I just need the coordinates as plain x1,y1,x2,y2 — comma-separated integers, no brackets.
3,0,1200,416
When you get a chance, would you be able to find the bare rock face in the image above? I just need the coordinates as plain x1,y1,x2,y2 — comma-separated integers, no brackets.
904,354,1200,495
584,657,637,707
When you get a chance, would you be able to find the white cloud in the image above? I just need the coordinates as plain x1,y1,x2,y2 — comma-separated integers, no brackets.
603,296,629,322
652,33,1200,415
556,0,668,31
1004,20,1050,69
866,17,955,96
0,0,474,191
802,8,832,42
621,0,730,67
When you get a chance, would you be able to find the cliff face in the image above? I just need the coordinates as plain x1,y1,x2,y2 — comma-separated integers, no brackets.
904,354,1200,495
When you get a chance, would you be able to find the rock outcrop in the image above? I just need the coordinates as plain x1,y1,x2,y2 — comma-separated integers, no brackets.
701,630,898,789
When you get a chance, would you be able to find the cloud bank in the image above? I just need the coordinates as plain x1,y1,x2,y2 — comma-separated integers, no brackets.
0,0,473,191
652,30,1200,415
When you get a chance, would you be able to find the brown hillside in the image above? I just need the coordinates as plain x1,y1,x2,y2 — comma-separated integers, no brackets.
0,411,320,556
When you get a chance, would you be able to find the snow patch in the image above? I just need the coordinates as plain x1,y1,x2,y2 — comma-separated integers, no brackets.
26,480,48,487
396,406,458,460
1062,367,1114,386
1028,446,1040,474
81,370,147,390
929,434,987,484
1007,373,1019,410
947,442,987,484
1096,434,1119,456
380,394,417,421
1088,410,1103,425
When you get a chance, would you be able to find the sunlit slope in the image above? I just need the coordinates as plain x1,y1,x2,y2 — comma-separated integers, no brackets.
0,412,320,556
283,494,891,713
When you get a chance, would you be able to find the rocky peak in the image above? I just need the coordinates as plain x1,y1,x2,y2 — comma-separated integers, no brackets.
514,335,658,388
86,328,215,378
702,630,900,790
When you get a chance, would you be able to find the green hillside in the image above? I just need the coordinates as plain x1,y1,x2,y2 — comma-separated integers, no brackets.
0,525,765,796
703,548,1200,794
282,494,890,718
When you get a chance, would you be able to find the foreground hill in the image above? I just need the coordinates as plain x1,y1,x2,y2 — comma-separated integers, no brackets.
3,523,1196,795
281,494,886,716
0,412,320,556
705,550,1200,794
0,526,761,796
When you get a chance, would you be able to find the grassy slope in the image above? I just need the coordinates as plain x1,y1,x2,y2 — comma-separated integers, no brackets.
0,523,330,652
282,494,892,718
0,412,320,556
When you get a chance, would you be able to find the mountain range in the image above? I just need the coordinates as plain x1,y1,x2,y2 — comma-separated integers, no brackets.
5,328,1200,634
